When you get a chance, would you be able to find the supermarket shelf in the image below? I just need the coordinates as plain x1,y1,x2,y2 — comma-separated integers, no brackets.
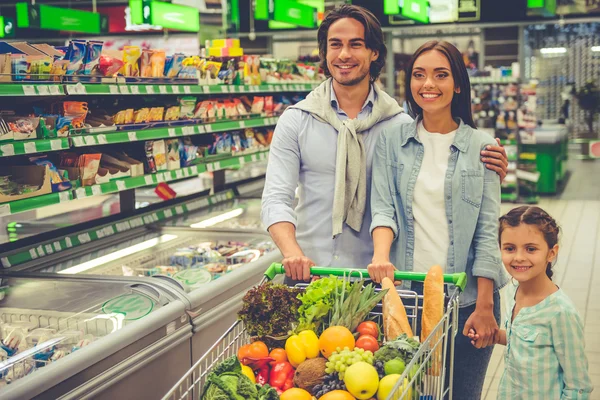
64,83,320,96
0,189,236,268
0,138,70,157
71,116,279,146
0,191,73,217
0,83,65,97
470,77,519,84
0,151,269,218
501,193,519,202
74,150,269,199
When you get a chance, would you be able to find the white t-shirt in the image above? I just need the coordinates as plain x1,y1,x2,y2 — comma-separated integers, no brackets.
412,122,456,273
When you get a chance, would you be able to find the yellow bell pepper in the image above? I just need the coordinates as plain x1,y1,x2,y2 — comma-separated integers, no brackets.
241,365,256,383
285,330,320,367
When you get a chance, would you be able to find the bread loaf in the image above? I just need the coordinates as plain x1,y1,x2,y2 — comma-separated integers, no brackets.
381,278,414,340
422,265,444,375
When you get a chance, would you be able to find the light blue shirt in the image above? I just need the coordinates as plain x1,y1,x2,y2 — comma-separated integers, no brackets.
370,117,508,306
261,85,413,268
498,283,593,399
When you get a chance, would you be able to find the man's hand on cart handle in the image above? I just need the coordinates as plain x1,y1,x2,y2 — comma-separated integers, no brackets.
367,259,401,285
282,255,315,281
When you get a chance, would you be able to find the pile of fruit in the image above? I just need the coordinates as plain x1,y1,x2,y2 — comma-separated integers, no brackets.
202,266,446,400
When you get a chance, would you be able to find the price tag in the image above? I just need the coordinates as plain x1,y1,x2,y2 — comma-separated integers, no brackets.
214,161,222,170
206,163,214,172
36,246,46,257
29,249,38,259
109,85,119,94
251,154,258,162
45,244,54,254
146,86,155,94
202,86,210,94
84,136,96,146
37,85,50,96
190,166,199,175
72,136,85,147
239,157,246,165
156,173,165,183
183,126,194,135
130,86,140,94
74,83,87,94
184,86,191,94
50,139,64,151
96,229,105,239
119,85,130,94
116,181,127,191
168,128,176,137
239,120,245,128
49,85,61,95
23,142,36,154
128,132,138,142
204,124,213,133
175,170,183,179
220,85,229,93
78,233,91,244
91,185,103,196
0,204,10,217
1,144,15,156
97,135,108,144
175,206,184,215
104,226,115,236
53,241,62,252
76,188,87,198
59,192,71,202
183,169,190,177
159,86,168,94
164,209,173,218
171,86,180,94
144,176,154,185
65,237,73,248
22,85,36,96
196,125,205,134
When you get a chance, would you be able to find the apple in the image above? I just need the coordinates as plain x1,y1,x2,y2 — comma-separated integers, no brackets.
343,362,379,399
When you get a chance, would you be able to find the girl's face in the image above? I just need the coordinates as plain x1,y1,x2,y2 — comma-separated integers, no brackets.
500,224,558,284
410,49,457,117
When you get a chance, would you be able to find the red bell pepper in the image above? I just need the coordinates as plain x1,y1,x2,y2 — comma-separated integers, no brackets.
269,361,294,390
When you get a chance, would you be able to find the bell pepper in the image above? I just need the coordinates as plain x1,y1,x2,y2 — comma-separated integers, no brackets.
269,361,294,391
240,356,273,386
284,330,320,367
256,365,270,385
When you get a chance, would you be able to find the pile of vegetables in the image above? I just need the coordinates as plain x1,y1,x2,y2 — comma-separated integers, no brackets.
295,277,348,333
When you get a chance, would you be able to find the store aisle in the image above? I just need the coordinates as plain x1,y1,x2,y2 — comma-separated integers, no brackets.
482,158,600,400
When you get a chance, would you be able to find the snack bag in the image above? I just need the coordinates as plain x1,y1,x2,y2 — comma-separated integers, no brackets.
145,141,157,173
134,108,150,123
166,139,181,170
149,107,165,122
66,40,86,75
140,49,153,78
78,154,102,186
83,41,103,75
165,106,180,121
122,46,141,77
151,50,166,78
98,53,124,77
251,96,265,114
153,140,167,171
165,53,185,78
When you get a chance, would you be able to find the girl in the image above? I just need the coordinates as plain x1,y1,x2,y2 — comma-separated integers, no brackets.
471,206,593,398
368,40,507,398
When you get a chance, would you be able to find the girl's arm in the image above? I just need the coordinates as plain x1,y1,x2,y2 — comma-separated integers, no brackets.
552,309,593,399
497,329,507,346
368,130,399,283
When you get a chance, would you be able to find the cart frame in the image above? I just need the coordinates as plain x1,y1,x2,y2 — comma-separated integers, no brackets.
163,264,466,400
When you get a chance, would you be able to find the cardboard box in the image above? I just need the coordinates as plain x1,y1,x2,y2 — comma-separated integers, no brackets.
0,165,52,204
210,39,240,48
208,47,243,58
95,166,130,184
105,152,144,177
0,54,11,83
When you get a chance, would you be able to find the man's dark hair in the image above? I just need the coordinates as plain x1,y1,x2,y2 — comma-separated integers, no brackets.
317,5,386,82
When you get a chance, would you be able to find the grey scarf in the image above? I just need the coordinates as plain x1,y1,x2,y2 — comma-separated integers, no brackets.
289,79,404,237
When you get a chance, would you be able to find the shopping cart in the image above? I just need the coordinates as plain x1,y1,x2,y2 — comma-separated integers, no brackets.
163,263,467,400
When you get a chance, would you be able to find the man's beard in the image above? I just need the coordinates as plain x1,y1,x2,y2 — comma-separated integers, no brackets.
332,67,370,87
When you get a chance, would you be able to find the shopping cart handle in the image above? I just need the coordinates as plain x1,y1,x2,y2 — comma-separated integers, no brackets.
264,263,467,292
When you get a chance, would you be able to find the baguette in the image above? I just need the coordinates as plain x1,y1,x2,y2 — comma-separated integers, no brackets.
381,277,413,340
422,265,444,375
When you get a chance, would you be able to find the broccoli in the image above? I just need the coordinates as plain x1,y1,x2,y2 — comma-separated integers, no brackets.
257,384,279,400
374,334,420,364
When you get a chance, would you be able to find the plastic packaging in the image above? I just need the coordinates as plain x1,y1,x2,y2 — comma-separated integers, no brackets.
151,50,166,78
83,41,103,75
98,54,124,77
165,53,185,78
122,46,141,77
66,40,87,75
140,49,153,78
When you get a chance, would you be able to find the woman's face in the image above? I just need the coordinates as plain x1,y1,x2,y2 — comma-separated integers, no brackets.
410,49,457,117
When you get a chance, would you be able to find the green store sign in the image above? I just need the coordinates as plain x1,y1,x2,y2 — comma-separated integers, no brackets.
0,17,15,38
129,0,200,32
16,3,108,34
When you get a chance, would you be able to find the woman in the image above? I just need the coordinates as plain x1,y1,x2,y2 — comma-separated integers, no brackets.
368,40,507,398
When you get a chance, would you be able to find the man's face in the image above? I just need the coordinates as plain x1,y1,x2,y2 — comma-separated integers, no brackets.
326,18,379,87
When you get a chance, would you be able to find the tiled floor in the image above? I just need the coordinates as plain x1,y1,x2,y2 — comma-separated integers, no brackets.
481,158,600,400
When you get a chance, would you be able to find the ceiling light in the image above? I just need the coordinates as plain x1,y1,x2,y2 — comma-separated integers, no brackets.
540,47,567,54
57,234,178,275
189,208,244,228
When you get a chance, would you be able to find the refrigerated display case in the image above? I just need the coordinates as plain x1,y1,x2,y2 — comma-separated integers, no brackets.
0,274,191,400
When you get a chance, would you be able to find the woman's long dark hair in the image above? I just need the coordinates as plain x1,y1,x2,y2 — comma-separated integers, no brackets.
405,40,476,128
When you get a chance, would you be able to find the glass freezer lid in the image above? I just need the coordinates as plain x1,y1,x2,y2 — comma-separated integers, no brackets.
0,276,164,387
37,228,277,292
163,198,264,231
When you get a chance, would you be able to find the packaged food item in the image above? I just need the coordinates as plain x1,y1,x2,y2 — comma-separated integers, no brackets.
134,108,150,123
29,56,53,81
204,61,222,80
170,248,200,267
154,182,177,201
50,60,69,81
166,139,181,170
193,101,209,120
11,55,28,81
164,106,180,121
65,40,87,75
72,335,94,352
264,96,274,116
234,98,248,116
7,117,39,141
0,117,13,141
152,140,167,171
151,50,166,78
179,97,196,119
140,49,153,78
149,107,165,122
255,131,268,147
180,143,199,166
145,141,157,173
30,156,64,185
78,154,102,186
122,46,141,77
83,41,103,75
164,53,185,78
1,328,27,357
251,96,265,114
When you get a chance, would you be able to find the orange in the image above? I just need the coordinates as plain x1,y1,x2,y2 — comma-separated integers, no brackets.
319,326,356,359
319,390,356,400
280,388,312,400
248,341,269,358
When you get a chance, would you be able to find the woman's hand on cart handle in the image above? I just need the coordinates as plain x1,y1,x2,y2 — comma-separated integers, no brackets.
367,258,397,284
282,255,315,282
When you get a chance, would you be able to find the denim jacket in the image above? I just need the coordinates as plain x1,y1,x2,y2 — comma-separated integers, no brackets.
370,117,508,307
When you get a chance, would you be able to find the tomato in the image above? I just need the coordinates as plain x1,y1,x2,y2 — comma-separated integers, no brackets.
269,348,288,364
238,344,252,361
248,341,269,358
356,321,379,338
356,334,379,352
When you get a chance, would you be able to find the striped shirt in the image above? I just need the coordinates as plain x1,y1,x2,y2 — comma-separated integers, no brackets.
498,283,594,399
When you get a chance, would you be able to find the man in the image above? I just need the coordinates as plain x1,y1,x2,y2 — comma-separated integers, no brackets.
261,4,507,282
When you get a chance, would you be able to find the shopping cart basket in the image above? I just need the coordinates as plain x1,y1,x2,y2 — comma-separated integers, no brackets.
163,263,467,400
